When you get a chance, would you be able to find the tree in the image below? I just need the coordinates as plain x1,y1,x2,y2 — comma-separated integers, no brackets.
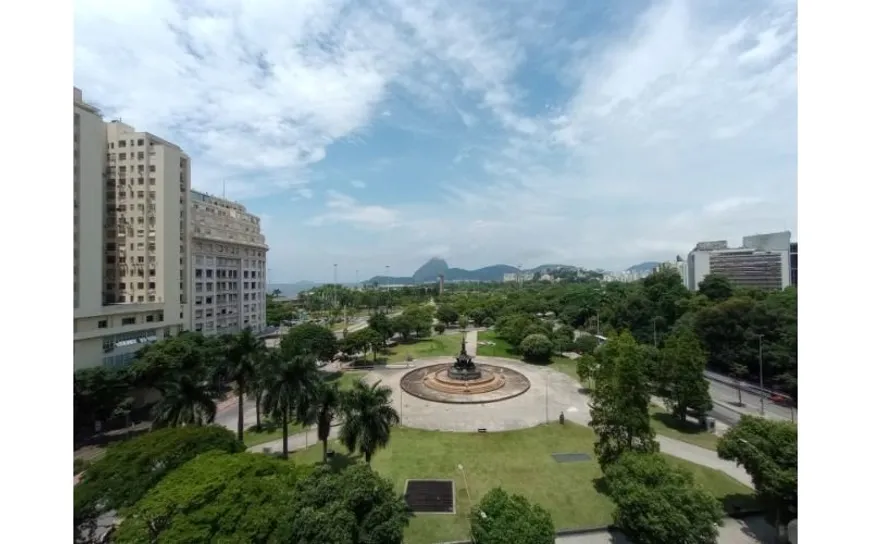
458,314,470,330
518,333,553,362
112,451,309,543
368,312,394,346
75,426,243,540
604,452,723,544
717,417,797,530
130,332,223,392
698,274,734,303
658,327,713,423
307,381,342,464
390,314,415,341
469,307,488,326
576,355,596,389
482,316,495,328
74,366,132,437
494,314,537,347
434,322,446,335
151,373,218,427
347,328,382,362
281,322,338,362
551,326,575,352
262,354,321,458
575,334,599,355
283,464,411,544
470,487,555,544
589,331,659,467
435,304,460,326
219,328,265,442
729,362,750,406
339,379,400,463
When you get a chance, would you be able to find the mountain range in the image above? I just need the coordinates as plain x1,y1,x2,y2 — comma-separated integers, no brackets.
365,258,576,285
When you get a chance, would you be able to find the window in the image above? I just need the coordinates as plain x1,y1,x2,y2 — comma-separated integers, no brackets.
118,140,126,148
137,152,144,159
137,138,144,146
146,315,154,322
149,165,156,172
98,320,108,329
137,282,144,289
119,153,126,160
157,312,164,321
148,282,155,289
121,317,135,326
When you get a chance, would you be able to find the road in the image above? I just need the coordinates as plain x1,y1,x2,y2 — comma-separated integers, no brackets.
704,372,796,423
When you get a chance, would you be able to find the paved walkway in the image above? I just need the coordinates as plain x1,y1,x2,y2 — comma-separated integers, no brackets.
554,514,775,544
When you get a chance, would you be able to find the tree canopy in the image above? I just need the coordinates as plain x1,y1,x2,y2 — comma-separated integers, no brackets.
717,416,798,528
470,487,555,544
604,452,723,544
280,322,339,362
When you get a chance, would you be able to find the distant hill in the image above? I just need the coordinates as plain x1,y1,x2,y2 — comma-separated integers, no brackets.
625,261,661,274
365,259,576,285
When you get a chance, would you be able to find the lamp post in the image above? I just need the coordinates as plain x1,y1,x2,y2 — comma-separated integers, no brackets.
758,334,765,416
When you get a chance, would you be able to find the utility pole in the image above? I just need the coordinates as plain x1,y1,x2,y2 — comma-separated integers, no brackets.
759,334,765,416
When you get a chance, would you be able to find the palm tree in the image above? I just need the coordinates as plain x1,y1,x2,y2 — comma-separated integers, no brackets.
261,353,320,458
221,329,265,442
300,381,342,463
338,379,400,464
151,374,217,427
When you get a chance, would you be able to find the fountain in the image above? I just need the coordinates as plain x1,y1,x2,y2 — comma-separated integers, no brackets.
399,332,531,404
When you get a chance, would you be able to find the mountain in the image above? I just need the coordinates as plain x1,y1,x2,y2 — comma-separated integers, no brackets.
625,261,660,274
365,259,576,285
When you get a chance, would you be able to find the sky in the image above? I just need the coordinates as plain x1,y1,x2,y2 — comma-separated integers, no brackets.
74,0,796,283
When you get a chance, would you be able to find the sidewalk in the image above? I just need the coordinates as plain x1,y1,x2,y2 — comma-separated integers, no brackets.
247,425,342,454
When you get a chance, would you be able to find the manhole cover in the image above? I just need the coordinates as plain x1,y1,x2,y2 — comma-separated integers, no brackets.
404,479,455,514
551,453,592,463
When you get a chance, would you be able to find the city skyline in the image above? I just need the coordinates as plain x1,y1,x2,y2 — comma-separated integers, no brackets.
74,0,797,282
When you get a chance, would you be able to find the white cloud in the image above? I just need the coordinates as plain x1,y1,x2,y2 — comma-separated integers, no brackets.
307,190,400,230
350,180,367,189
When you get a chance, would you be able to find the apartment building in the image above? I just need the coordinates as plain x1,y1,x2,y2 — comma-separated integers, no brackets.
73,88,188,370
687,231,791,292
189,191,268,335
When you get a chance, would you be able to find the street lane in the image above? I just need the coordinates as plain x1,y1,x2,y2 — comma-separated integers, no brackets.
706,376,796,422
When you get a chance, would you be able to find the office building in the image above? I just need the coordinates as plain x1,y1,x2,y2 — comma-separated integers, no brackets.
189,191,268,335
73,88,188,370
789,242,797,287
687,231,791,292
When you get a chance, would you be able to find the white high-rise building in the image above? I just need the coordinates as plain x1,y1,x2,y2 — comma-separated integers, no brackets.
73,88,188,370
687,231,791,292
189,191,268,335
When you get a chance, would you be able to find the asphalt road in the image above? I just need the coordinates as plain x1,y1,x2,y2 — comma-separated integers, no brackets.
705,375,796,423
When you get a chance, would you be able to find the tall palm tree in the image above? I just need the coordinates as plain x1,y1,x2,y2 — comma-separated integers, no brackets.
221,329,265,442
261,353,320,458
151,374,217,427
300,381,342,463
339,379,400,464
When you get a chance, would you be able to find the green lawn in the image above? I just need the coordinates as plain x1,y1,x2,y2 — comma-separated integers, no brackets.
323,370,369,391
477,331,578,381
649,405,720,451
291,423,755,544
382,335,463,363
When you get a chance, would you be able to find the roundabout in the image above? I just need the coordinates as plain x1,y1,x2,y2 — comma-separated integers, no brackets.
400,362,531,403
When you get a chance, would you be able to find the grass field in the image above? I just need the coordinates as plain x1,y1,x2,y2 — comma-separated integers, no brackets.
649,405,720,451
382,334,463,363
291,423,755,544
244,371,367,447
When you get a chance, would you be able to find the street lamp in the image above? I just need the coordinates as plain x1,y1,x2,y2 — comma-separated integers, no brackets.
457,463,475,541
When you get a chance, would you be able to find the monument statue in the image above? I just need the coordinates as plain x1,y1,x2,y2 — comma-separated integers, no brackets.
448,333,482,380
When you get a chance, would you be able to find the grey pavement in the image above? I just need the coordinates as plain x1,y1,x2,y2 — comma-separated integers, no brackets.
554,515,776,544
706,377,796,422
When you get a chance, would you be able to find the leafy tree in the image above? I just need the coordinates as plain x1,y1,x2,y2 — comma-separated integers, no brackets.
339,379,400,463
346,328,382,362
589,331,659,467
75,426,243,540
717,417,798,529
458,314,470,329
283,464,411,544
729,362,750,406
698,274,734,302
112,451,309,543
434,322,446,335
658,327,713,422
518,333,553,362
575,334,599,355
368,312,394,345
435,305,460,326
281,322,339,362
576,355,596,389
151,373,218,427
390,314,415,341
74,366,132,436
551,326,575,352
469,307,488,326
494,314,537,347
402,304,435,337
482,316,495,328
262,354,321,458
218,328,265,442
130,332,223,392
604,452,723,544
470,487,555,544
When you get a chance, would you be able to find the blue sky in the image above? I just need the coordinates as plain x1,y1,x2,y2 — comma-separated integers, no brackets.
74,0,796,282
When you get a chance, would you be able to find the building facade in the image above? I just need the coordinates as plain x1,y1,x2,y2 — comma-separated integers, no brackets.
189,191,268,335
789,242,798,287
687,232,791,292
73,88,188,370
